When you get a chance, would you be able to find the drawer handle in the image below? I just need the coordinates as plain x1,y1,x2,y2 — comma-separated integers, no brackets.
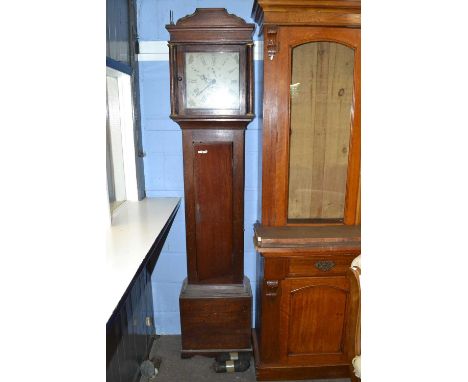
315,260,336,272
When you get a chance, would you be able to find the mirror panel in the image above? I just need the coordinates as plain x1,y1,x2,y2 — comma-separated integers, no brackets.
288,42,355,221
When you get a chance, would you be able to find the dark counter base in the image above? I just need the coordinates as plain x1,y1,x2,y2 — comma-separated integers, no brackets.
106,201,181,382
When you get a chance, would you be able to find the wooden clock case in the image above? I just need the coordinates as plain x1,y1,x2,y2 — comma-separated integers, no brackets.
166,9,255,358
251,0,361,380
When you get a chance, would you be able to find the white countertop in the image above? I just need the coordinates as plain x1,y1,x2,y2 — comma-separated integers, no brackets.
106,197,180,320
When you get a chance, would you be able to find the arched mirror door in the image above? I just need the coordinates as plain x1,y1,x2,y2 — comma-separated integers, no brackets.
288,41,355,223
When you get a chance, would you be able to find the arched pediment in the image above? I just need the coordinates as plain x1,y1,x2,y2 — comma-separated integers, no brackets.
173,8,251,28
166,8,255,43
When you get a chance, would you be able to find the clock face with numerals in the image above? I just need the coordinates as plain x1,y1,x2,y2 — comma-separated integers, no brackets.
185,52,240,109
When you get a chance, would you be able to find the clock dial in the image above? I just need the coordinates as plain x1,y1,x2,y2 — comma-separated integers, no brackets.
185,52,240,109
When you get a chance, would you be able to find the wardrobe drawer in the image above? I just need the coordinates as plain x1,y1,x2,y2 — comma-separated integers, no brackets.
288,256,353,277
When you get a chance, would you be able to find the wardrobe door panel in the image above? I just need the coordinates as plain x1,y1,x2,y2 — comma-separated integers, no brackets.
280,277,350,365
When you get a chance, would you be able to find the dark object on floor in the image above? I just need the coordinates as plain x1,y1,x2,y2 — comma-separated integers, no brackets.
214,358,251,373
140,357,163,380
140,360,157,379
215,351,251,363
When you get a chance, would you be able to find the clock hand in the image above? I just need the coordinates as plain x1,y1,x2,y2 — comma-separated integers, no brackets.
196,78,216,96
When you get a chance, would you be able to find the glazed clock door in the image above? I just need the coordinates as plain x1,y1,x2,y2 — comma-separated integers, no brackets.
279,276,351,365
175,45,247,117
262,27,361,226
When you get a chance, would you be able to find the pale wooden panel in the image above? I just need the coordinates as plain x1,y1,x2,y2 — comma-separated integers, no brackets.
288,42,354,220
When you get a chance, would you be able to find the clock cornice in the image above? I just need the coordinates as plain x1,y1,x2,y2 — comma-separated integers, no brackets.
166,8,255,44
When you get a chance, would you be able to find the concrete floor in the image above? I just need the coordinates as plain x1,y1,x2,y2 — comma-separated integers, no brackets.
144,335,351,382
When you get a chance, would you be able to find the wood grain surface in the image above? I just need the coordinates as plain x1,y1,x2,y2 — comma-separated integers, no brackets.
193,142,233,282
288,42,354,220
179,278,252,352
255,223,360,247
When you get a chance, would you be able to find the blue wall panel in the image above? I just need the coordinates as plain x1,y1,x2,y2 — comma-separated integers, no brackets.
137,0,263,334
137,0,260,41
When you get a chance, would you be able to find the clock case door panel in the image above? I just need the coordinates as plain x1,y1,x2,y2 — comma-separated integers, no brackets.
175,44,248,117
182,129,245,284
261,27,361,226
193,141,234,283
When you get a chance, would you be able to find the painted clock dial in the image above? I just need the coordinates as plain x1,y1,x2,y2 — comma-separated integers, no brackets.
185,52,240,109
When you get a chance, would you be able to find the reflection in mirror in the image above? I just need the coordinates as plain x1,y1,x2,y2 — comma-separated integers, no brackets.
288,42,354,221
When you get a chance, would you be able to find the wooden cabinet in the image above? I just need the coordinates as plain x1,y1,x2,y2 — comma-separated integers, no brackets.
252,0,361,379
253,225,360,380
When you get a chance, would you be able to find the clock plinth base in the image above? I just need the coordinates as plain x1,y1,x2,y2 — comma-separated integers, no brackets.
179,277,252,356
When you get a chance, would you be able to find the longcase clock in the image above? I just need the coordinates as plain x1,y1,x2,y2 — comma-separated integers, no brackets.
166,8,255,358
